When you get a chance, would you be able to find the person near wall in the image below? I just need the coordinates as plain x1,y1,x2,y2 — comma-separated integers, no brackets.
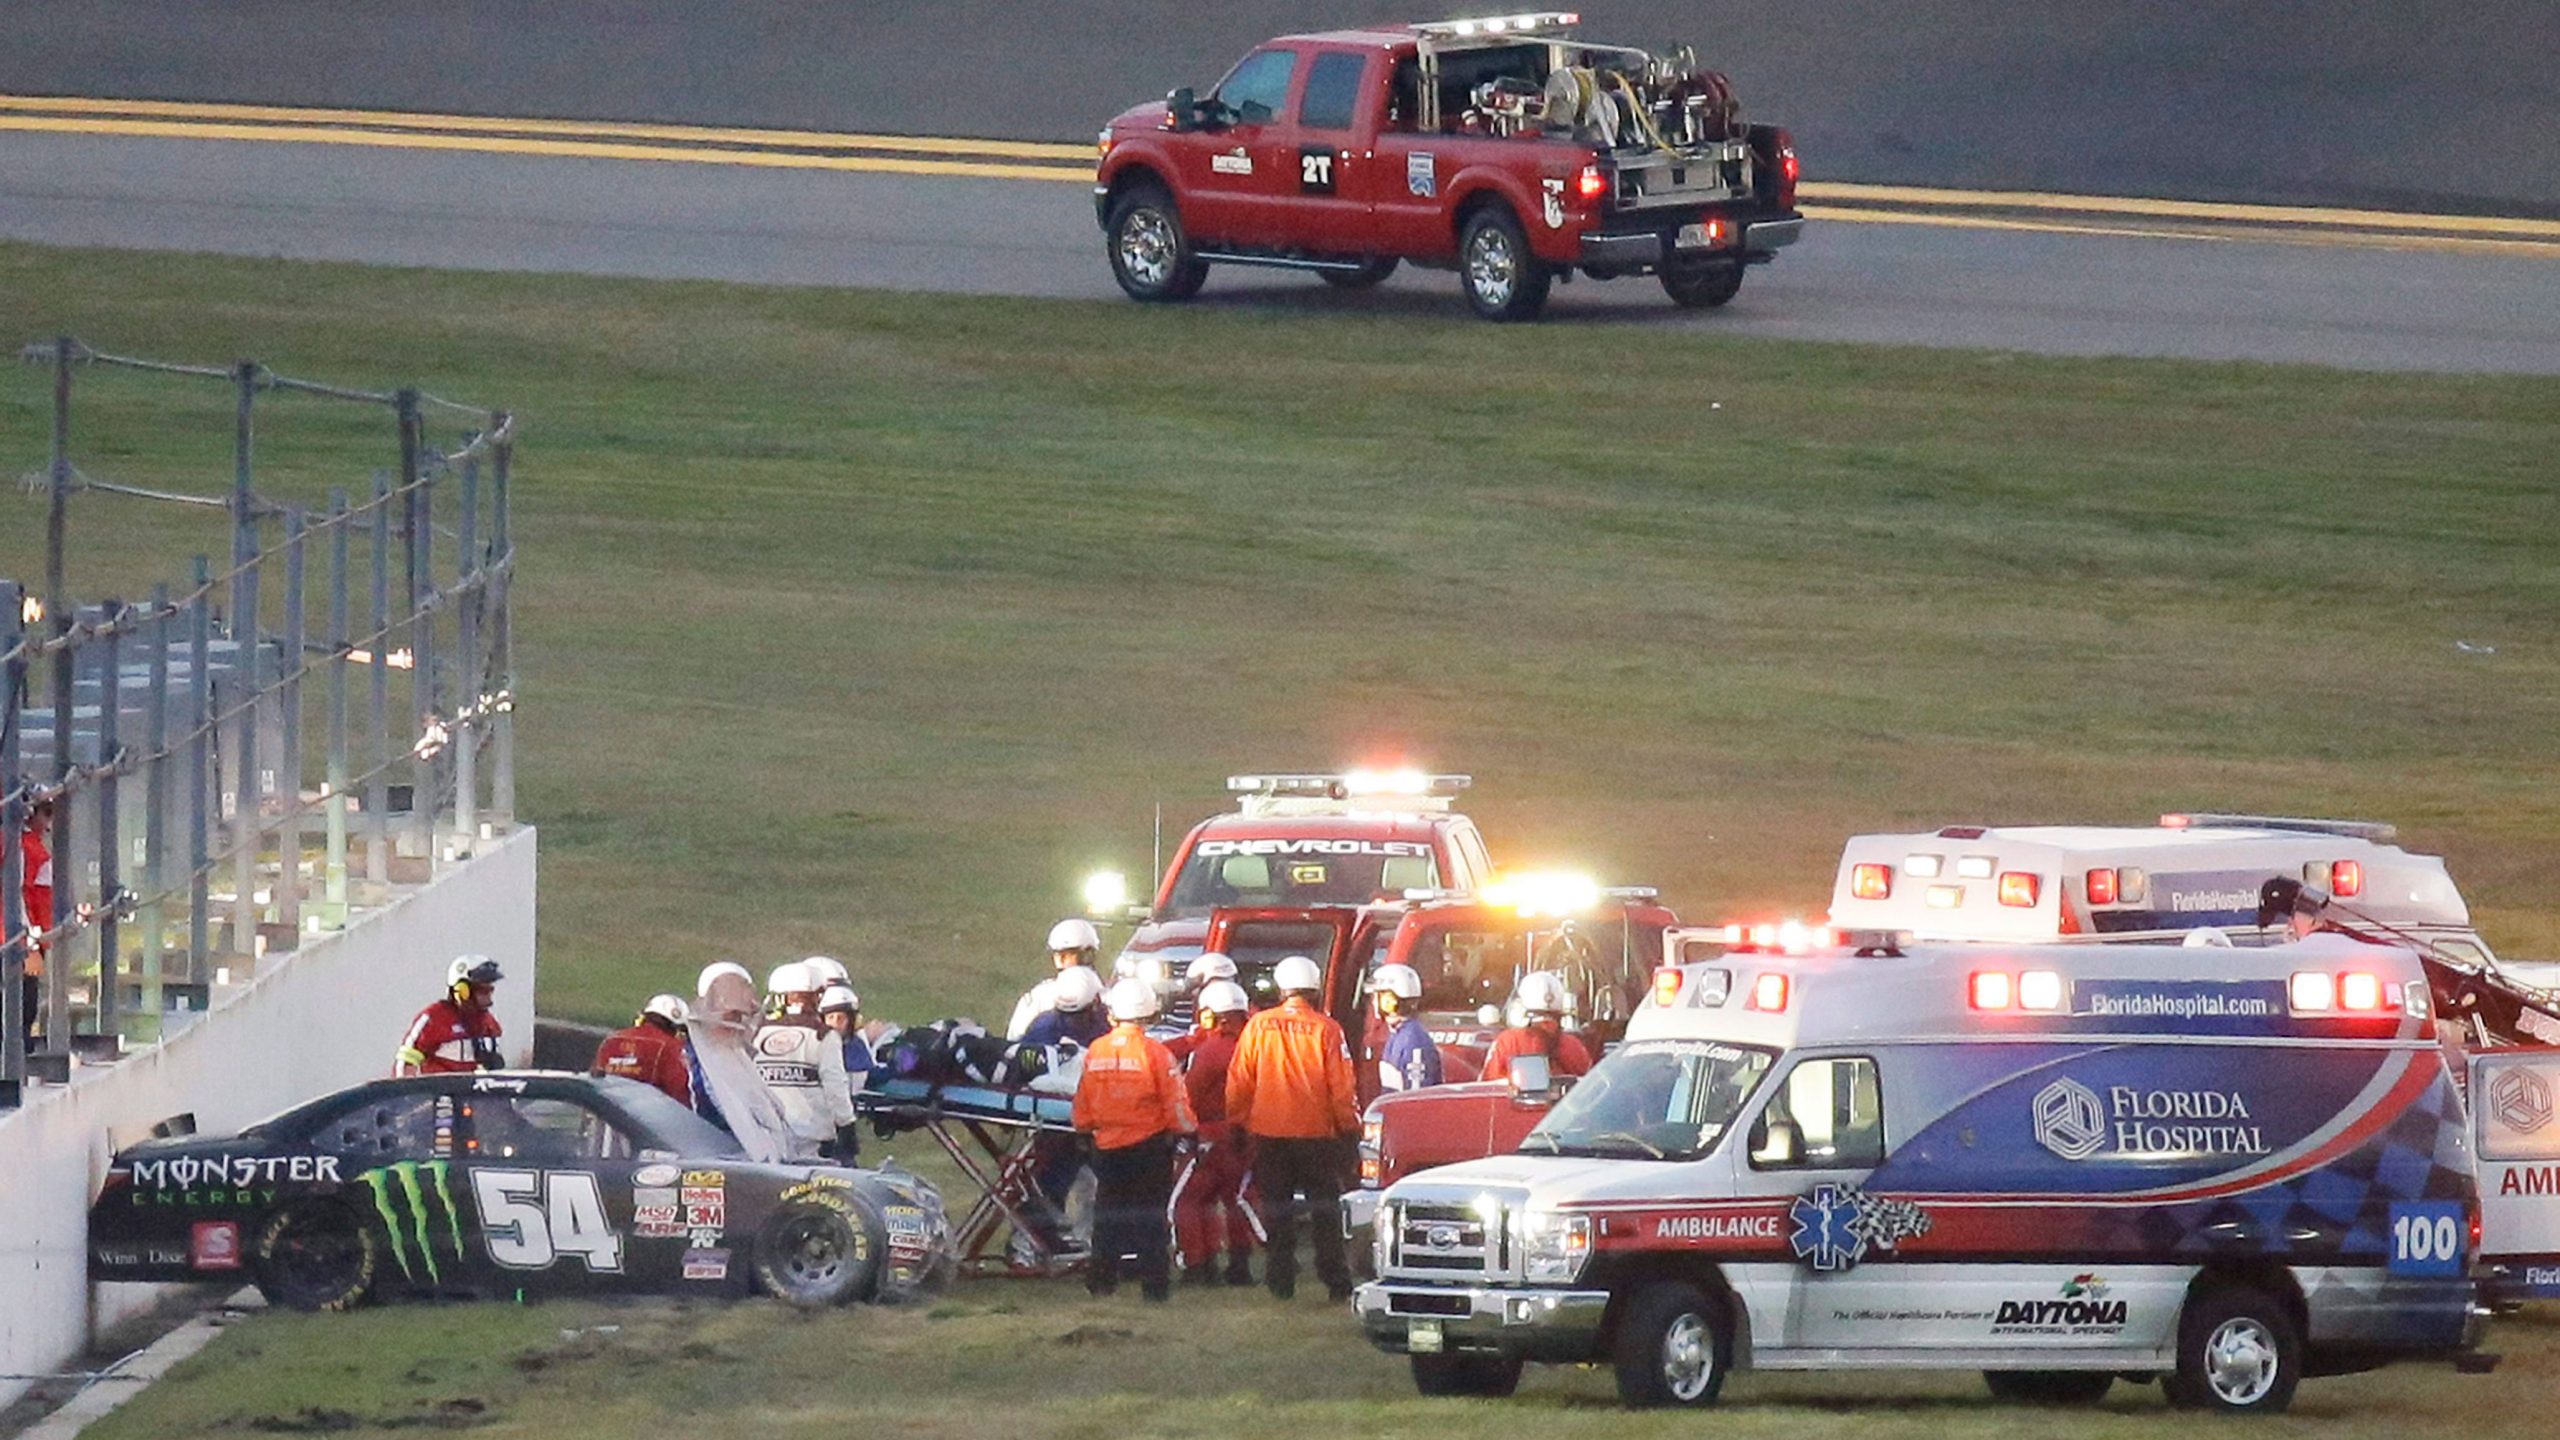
15,796,51,1046
394,954,505,1075
592,993,693,1105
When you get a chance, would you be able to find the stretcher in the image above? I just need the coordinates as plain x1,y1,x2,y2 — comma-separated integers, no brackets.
856,1076,1087,1277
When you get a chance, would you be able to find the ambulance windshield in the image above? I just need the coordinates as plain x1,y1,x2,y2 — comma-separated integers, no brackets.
1520,1038,1774,1161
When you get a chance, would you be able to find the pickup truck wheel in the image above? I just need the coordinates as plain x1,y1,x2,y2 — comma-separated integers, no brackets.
1983,1371,2116,1405
1319,258,1400,290
1660,258,1744,308
1410,1353,1523,1397
1107,186,1208,302
2164,1286,2300,1413
1612,1281,1731,1408
1458,208,1551,321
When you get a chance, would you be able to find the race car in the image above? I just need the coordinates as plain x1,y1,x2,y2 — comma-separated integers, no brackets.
89,1071,953,1310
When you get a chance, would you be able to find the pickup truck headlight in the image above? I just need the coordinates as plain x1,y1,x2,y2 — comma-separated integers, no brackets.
1517,1210,1592,1284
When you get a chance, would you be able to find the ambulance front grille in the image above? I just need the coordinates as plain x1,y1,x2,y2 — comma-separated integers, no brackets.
1385,1199,1509,1279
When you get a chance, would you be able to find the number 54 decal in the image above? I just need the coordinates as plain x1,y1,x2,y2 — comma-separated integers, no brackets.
471,1169,625,1272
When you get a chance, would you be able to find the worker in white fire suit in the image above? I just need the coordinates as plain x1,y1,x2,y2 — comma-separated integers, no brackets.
1007,918,1103,1040
754,960,860,1161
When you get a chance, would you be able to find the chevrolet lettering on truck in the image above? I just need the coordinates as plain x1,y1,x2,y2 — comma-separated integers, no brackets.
1094,12,1803,320
1353,929,2493,1411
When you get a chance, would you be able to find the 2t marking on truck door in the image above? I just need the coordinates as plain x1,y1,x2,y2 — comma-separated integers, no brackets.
1299,147,1337,194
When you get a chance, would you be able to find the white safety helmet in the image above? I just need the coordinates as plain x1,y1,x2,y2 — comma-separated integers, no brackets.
803,956,851,989
766,960,817,996
641,993,690,1025
818,983,860,1016
1369,963,1424,1002
1053,965,1107,1012
1197,979,1251,1016
1273,954,1324,994
1113,952,1141,981
696,961,752,996
1106,977,1161,1023
1514,970,1570,1017
1185,953,1238,990
447,954,503,989
1047,918,1102,954
2181,927,2237,948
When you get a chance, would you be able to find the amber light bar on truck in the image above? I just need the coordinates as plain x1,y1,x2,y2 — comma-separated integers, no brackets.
1412,11,1581,38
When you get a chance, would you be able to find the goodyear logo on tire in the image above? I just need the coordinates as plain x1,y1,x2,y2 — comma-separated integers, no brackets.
357,1160,469,1283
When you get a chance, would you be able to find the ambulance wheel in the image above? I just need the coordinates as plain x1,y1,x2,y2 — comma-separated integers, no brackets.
754,1200,881,1308
1458,206,1552,321
1107,183,1208,302
1982,1370,2115,1405
1409,1353,1522,1397
2166,1287,2300,1413
1612,1281,1731,1408
1660,258,1744,308
1319,258,1399,289
251,1199,379,1312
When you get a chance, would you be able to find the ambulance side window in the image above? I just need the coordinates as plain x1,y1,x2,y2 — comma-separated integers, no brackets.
1748,1056,1884,1171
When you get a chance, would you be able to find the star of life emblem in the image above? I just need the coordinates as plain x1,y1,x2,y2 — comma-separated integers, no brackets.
1787,1183,1931,1272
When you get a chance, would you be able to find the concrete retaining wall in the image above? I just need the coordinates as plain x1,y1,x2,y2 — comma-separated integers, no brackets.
0,827,536,1411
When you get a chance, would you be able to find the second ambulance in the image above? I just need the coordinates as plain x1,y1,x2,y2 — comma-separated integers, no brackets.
1353,928,2488,1411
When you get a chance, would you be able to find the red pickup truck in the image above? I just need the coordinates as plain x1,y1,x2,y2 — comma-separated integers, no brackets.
1094,12,1802,320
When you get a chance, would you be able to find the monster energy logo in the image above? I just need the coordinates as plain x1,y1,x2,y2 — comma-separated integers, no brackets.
357,1161,468,1282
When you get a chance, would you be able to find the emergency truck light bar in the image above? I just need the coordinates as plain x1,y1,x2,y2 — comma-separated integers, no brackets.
1412,11,1580,38
2161,812,2399,843
1226,771,1470,799
1969,969,2065,1012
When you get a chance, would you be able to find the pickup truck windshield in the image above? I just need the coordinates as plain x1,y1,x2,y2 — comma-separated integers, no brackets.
1166,846,1439,917
1521,1038,1774,1161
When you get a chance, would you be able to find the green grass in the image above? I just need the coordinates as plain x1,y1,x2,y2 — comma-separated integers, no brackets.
2,242,2555,1029
81,1288,2560,1439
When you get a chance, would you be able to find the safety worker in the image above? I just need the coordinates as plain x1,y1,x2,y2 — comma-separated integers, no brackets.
592,993,693,1104
1013,963,1111,1264
1172,978,1259,1286
15,795,50,1045
1009,918,1102,1040
1160,951,1238,1057
1479,970,1593,1084
1225,954,1358,1302
755,960,861,1161
395,955,505,1075
819,982,874,1097
2256,876,2338,942
1370,963,1444,1095
1073,977,1197,1300
1018,964,1111,1052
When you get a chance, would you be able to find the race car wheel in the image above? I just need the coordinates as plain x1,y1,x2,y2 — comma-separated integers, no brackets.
754,1200,881,1308
1458,207,1551,321
1612,1281,1731,1408
1660,258,1744,308
1319,258,1400,290
251,1199,380,1313
1982,1370,2116,1405
1410,1353,1523,1397
2165,1286,2301,1413
1107,184,1208,302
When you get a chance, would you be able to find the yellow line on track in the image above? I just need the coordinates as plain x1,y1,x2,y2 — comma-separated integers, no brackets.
1803,181,2560,240
1799,205,2560,259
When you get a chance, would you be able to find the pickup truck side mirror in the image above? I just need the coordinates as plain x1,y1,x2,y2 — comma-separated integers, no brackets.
1165,87,1198,132
1506,1054,1554,1102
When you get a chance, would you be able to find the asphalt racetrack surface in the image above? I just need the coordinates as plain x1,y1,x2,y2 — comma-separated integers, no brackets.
6,128,2558,374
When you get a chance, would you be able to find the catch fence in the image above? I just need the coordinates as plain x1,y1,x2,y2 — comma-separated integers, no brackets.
0,337,520,1101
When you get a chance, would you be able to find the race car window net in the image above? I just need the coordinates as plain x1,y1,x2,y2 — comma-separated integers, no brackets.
1165,848,1441,917
311,1093,447,1161
1748,1055,1884,1172
1522,1038,1773,1162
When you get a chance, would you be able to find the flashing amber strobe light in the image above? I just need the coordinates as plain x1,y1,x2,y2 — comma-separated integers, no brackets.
1850,863,1892,900
1998,872,2040,908
1653,967,1683,1007
1747,972,1789,1012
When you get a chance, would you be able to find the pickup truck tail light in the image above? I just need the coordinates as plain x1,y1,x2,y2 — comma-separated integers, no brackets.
1764,127,1799,209
1575,164,1607,202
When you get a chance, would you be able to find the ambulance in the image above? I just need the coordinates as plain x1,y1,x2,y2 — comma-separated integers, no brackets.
1352,928,2490,1411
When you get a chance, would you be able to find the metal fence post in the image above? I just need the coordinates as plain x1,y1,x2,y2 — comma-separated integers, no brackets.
45,336,75,1046
187,557,211,976
401,393,436,865
230,360,262,961
276,509,306,943
367,469,391,887
489,417,515,826
141,582,170,1029
454,450,479,850
325,490,349,922
96,600,123,1041
2,578,26,1090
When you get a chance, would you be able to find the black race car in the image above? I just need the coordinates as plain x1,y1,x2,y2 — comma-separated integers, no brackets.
90,1071,954,1310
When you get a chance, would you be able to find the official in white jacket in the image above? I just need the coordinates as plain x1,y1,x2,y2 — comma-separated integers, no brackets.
755,961,860,1160
1007,918,1104,1040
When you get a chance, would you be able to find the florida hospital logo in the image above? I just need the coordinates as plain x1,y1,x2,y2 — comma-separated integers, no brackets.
1786,1183,1931,1272
2490,1068,2555,1136
2033,1077,2107,1160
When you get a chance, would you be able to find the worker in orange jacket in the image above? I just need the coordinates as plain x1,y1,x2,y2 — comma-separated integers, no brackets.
1224,955,1357,1302
1073,977,1197,1300
591,993,694,1105
1479,971,1595,1083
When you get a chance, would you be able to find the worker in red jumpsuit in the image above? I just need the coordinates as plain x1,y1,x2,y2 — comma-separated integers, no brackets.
396,955,505,1075
1478,971,1594,1083
15,796,51,1045
591,993,693,1104
1172,979,1261,1286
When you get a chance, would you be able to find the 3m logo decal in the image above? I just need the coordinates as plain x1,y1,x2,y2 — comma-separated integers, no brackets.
2032,1077,2107,1160
357,1160,468,1283
2490,1067,2554,1136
